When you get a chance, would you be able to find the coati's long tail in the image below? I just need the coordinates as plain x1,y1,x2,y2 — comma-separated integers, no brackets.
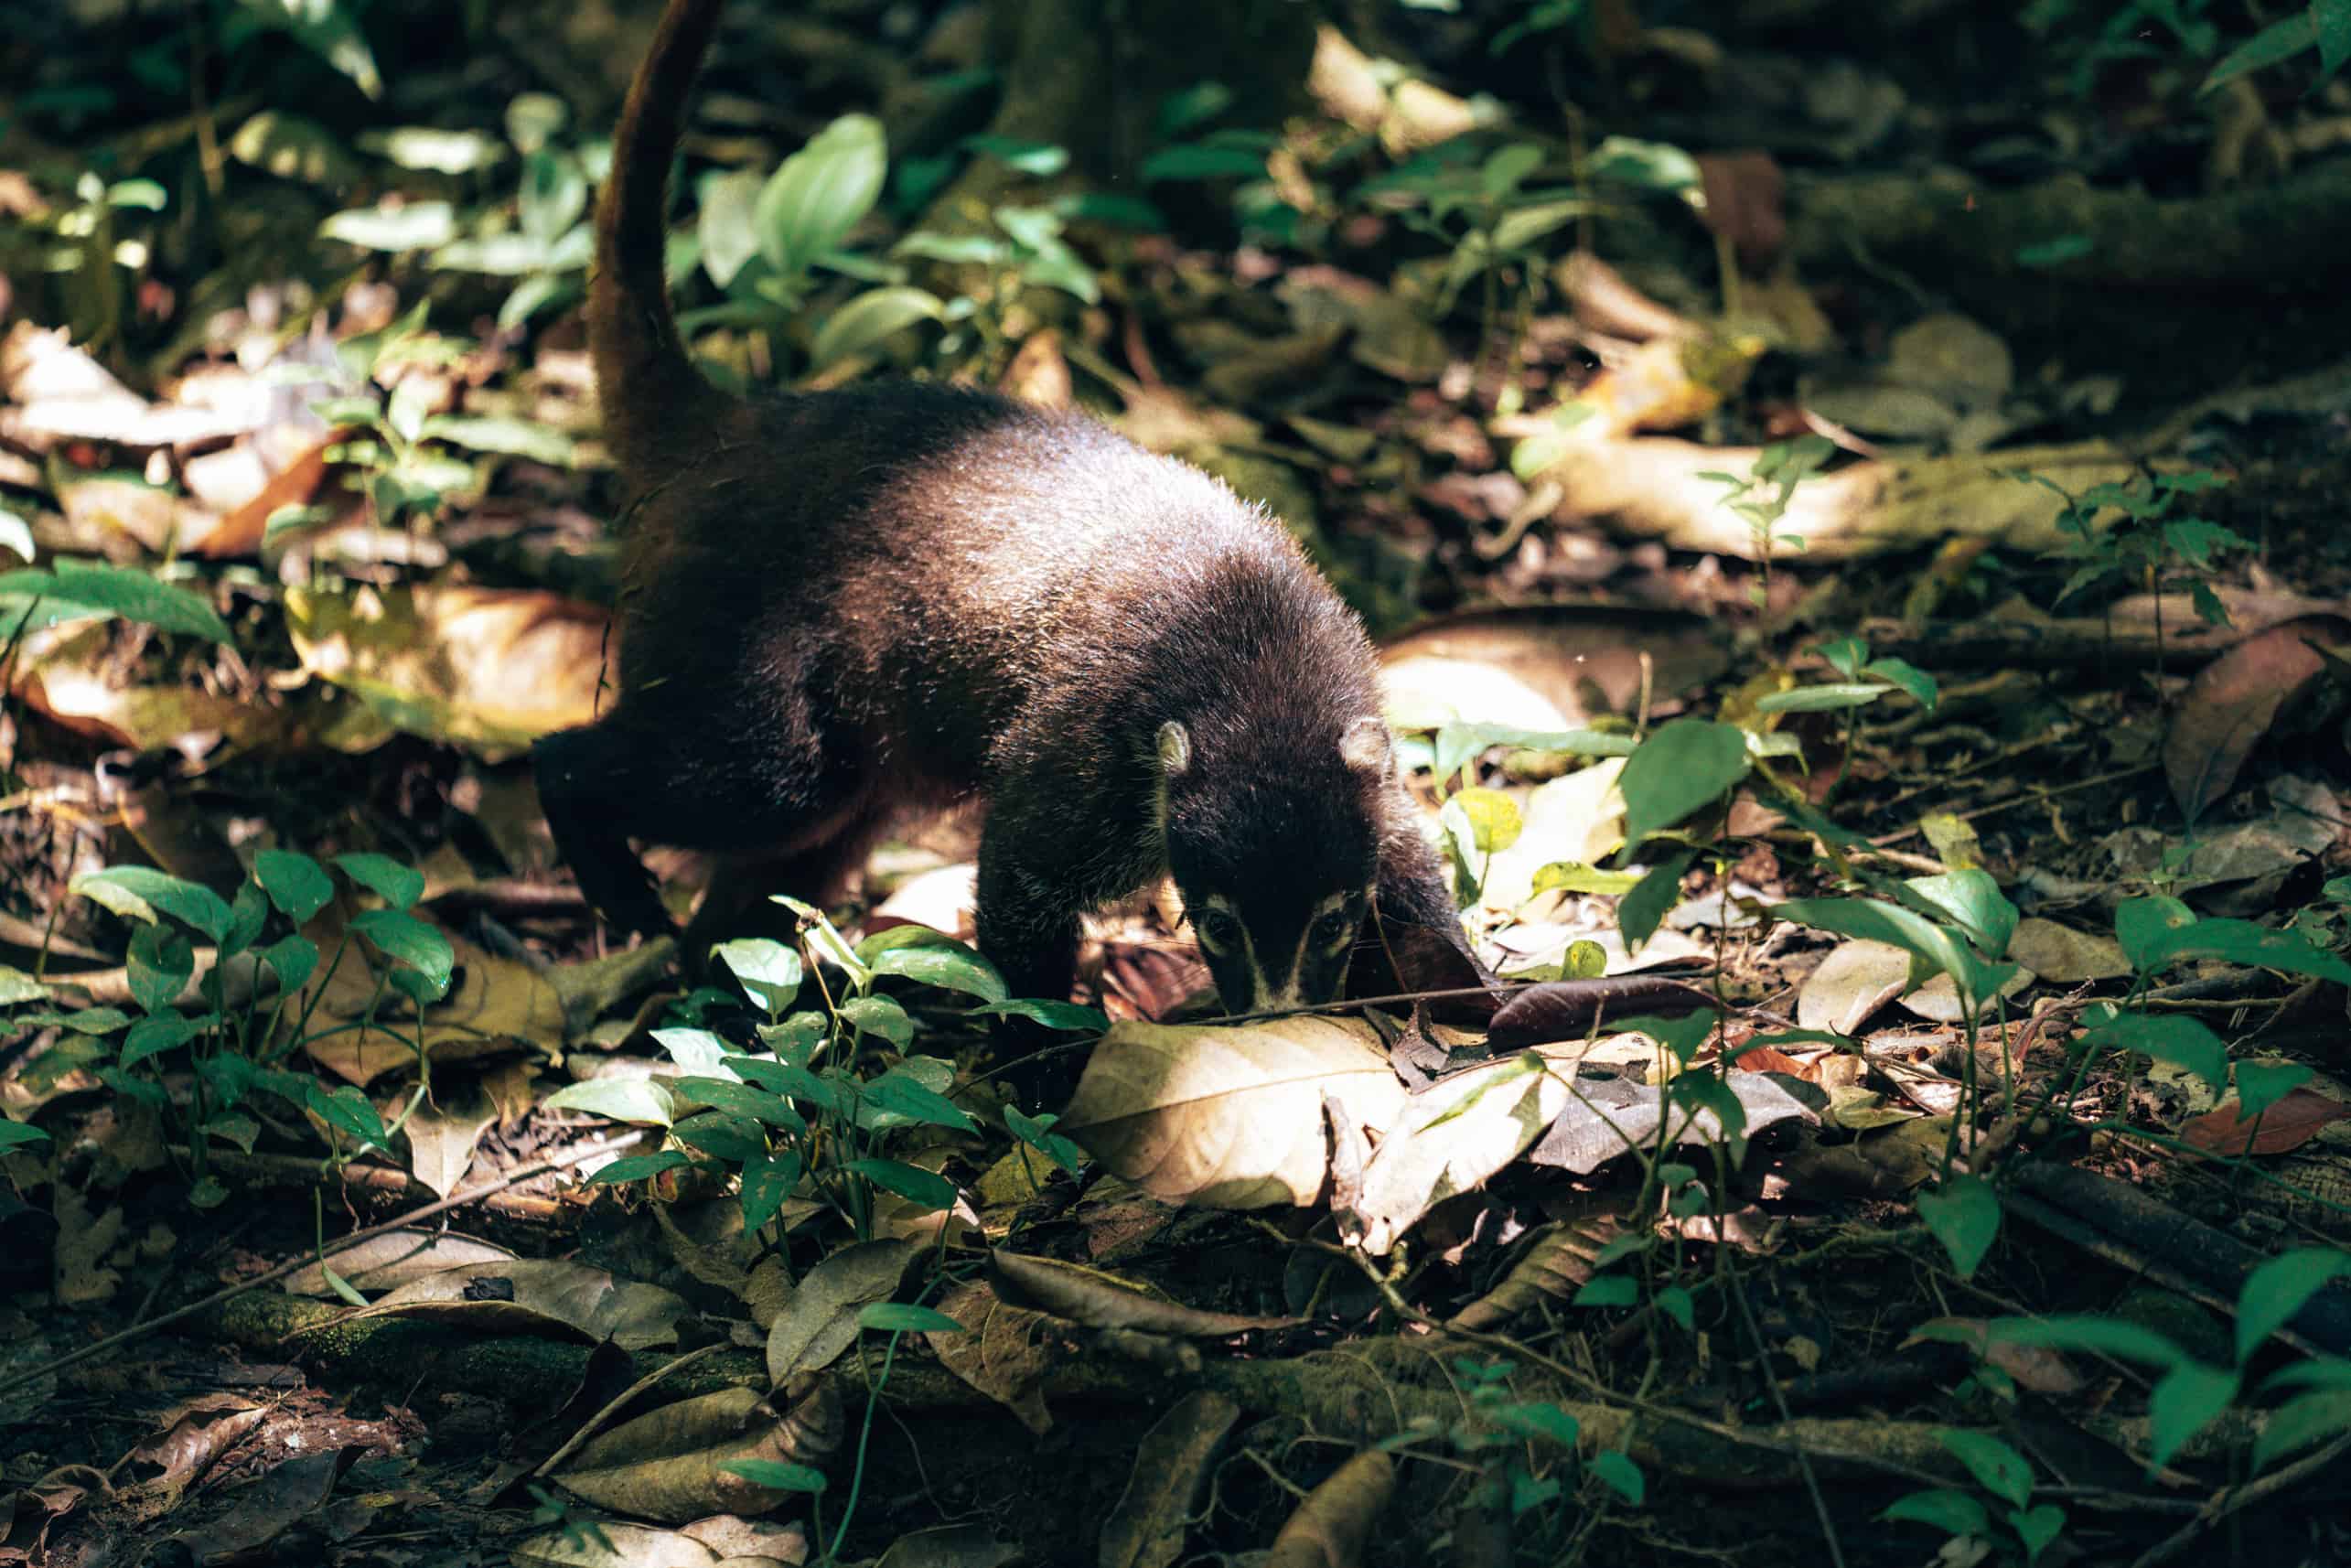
588,0,728,484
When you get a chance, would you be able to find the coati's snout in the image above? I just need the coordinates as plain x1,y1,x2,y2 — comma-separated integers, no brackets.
1158,716,1391,1015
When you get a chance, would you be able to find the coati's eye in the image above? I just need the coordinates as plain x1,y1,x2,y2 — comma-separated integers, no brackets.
1194,908,1240,950
1311,911,1353,949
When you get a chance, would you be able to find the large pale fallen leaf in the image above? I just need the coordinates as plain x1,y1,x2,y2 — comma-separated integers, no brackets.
1060,1017,1406,1208
510,1521,722,1568
1796,940,1911,1033
1265,1450,1393,1568
333,1259,688,1349
0,323,255,449
765,1240,922,1386
1348,1055,1568,1256
2006,918,2130,983
1100,1391,1240,1568
1522,1069,1817,1175
11,621,282,752
2180,1089,2348,1156
554,1380,840,1526
117,1394,264,1517
1479,761,1627,909
280,1230,516,1296
2163,618,2349,818
402,1078,500,1197
987,1250,1296,1337
284,583,616,755
1379,606,1731,727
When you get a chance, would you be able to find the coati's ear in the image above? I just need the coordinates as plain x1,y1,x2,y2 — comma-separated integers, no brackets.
1339,715,1391,776
1156,721,1193,779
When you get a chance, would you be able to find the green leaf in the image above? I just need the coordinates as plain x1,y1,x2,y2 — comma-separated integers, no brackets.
857,1068,978,1133
671,1111,769,1163
1139,144,1267,181
2115,896,2195,971
587,1151,692,1186
1774,896,2018,1017
719,1460,828,1494
318,200,456,251
2014,234,2094,269
975,998,1111,1033
417,414,577,467
730,1057,836,1113
76,867,232,941
1493,1399,1580,1448
0,965,47,1006
1584,135,1699,190
757,113,888,277
1620,848,1697,950
2253,1390,2351,1472
2009,1503,2066,1563
2141,918,2351,986
1976,1315,2186,1369
1004,1107,1085,1176
121,1011,211,1068
2234,1249,2351,1365
335,853,424,910
1619,720,1749,848
221,880,268,961
2200,8,2319,93
234,0,381,96
861,930,1006,1003
711,938,803,1016
1450,788,1523,855
741,1150,803,1232
362,125,505,175
1573,1274,1639,1308
127,923,194,1015
2082,1012,2228,1091
2234,1061,2313,1117
757,1012,832,1066
540,1077,676,1127
351,909,454,999
306,1082,388,1149
2148,1362,2238,1466
1530,863,1646,897
255,849,335,924
1588,1449,1645,1504
2322,0,2351,78
1916,1176,2002,1280
695,166,766,288
673,1077,801,1128
1937,1428,2032,1509
859,1302,965,1334
1883,1489,1990,1539
843,1157,958,1210
519,148,586,250
840,994,915,1048
258,934,318,994
961,134,1068,176
1899,869,2019,960
811,285,946,369
1429,722,1631,785
0,1121,53,1153
1754,682,1895,714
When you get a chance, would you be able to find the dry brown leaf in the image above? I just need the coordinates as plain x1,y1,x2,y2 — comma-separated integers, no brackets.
402,1078,499,1197
554,1380,840,1526
279,1230,516,1297
510,1520,723,1567
1100,1391,1240,1568
2163,617,2350,818
11,622,283,753
192,428,356,557
331,1259,688,1349
1061,1016,1404,1208
2179,1089,2349,1156
1907,1318,2085,1395
118,1394,264,1516
1348,1056,1567,1255
1265,1449,1393,1568
765,1240,921,1386
987,1249,1297,1337
284,583,617,755
1378,605,1733,726
925,1278,1058,1435
294,908,562,1086
1696,151,1787,270
1796,940,1910,1034
2006,918,2130,983
1449,1216,1626,1332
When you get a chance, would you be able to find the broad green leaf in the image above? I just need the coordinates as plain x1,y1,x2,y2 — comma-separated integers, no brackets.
757,1012,832,1066
122,1011,211,1069
519,148,586,250
587,1151,692,1185
306,1082,388,1148
1917,1176,2002,1281
650,1027,732,1075
811,286,945,369
1883,1489,1990,1538
2234,1061,2313,1117
857,1068,977,1133
350,909,453,997
1588,1450,1644,1504
22,1006,131,1036
1450,788,1523,855
541,1076,677,1127
336,853,424,910
318,200,456,251
862,929,1005,1003
1755,682,1895,714
1493,1399,1579,1448
2253,1391,2351,1472
671,1111,769,1164
673,1077,801,1128
76,867,231,941
757,113,887,276
221,880,268,961
259,934,318,994
1573,1274,1639,1308
362,125,504,174
1619,720,1748,848
127,923,194,1015
0,965,47,1006
2147,1362,2238,1466
712,938,803,1016
696,166,766,287
2010,1503,2066,1563
2200,8,2319,93
1620,848,1697,950
962,134,1069,175
2114,896,2195,971
1937,1428,2032,1509
2083,1011,2228,1091
1429,722,1630,786
859,1302,965,1334
1530,863,1646,897
255,849,335,923
840,994,915,1047
843,1157,958,1210
741,1150,803,1232
417,414,576,467
1585,135,1699,190
1775,896,2017,1016
1140,144,1267,181
975,998,1110,1033
719,1460,827,1494
235,0,381,96
1004,1107,1085,1176
2234,1249,2351,1365
730,1057,836,1113
2142,918,2351,985
0,1121,52,1153
1899,869,2018,959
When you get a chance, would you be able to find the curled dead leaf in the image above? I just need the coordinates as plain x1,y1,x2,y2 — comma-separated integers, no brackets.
554,1380,841,1526
987,1250,1298,1337
1265,1449,1394,1568
2163,618,2351,819
2180,1089,2348,1157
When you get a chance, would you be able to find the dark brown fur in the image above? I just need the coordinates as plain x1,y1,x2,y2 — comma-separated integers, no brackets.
539,0,1468,1012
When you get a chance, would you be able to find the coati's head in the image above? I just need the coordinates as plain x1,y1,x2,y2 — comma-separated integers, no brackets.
1155,715,1394,1015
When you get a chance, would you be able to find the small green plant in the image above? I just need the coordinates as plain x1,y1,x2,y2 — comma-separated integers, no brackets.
2015,465,2244,629
554,897,1100,1240
1884,1429,2067,1565
1701,435,1834,607
1755,635,1938,800
1,852,451,1208
1392,1358,1641,1530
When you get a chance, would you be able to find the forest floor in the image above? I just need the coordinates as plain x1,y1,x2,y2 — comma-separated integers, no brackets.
4,4,2351,1567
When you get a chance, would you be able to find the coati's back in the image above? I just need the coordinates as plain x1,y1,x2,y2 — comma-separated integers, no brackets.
544,0,1470,1019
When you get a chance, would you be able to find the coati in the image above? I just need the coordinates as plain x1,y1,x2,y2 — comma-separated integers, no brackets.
534,0,1474,1018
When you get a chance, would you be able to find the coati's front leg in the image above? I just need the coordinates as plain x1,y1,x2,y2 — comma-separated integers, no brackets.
535,718,678,938
973,776,1156,1009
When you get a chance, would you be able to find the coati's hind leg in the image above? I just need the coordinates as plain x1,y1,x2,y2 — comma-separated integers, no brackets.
534,718,679,937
